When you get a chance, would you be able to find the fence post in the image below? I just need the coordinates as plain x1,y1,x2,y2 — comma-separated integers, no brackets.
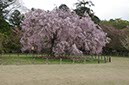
46,58,49,64
84,57,86,64
104,56,106,63
91,54,93,62
26,53,27,57
0,53,3,65
17,53,19,57
17,53,21,65
32,58,35,64
94,54,96,59
101,55,103,60
73,59,75,64
109,56,111,62
60,58,62,64
31,51,35,64
98,55,100,64
9,53,11,57
106,56,109,61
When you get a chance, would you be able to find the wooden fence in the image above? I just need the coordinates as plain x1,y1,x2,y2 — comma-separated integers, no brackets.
0,53,111,65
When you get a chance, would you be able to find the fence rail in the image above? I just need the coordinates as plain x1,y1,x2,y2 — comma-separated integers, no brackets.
0,53,111,65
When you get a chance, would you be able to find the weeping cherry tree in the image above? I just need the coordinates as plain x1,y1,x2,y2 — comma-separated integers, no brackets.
20,8,109,56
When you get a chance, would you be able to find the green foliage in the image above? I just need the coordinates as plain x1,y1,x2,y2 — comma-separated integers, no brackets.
100,19,129,53
0,33,10,53
0,33,5,53
0,17,11,35
100,22,129,53
59,4,70,11
0,30,21,53
9,29,21,53
0,16,21,53
74,0,100,24
121,36,129,51
0,0,22,53
9,10,24,28
91,15,101,24
74,6,91,17
100,18,129,29
0,0,16,18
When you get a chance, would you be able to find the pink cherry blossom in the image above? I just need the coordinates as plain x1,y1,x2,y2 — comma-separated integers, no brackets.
20,8,109,55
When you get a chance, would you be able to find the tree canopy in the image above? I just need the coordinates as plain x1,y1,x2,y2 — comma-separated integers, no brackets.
20,8,109,56
100,18,129,29
74,0,100,24
0,0,23,53
9,10,24,29
0,0,16,18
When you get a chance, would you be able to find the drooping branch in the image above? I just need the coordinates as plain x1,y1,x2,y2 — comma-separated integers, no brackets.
20,8,109,56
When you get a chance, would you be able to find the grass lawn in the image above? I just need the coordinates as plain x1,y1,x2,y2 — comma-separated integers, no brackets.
0,56,129,85
0,54,106,65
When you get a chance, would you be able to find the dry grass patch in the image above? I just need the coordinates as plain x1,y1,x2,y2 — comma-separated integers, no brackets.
0,57,129,85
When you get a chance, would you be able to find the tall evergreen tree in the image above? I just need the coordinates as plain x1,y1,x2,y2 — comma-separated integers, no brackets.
9,10,24,29
59,4,70,11
0,0,16,18
74,0,100,24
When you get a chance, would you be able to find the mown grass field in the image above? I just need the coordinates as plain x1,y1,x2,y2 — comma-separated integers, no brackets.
0,56,129,85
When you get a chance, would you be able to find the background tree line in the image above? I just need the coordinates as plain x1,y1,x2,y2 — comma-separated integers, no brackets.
0,0,129,55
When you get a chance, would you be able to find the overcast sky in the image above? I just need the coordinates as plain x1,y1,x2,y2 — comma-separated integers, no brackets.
22,0,129,21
